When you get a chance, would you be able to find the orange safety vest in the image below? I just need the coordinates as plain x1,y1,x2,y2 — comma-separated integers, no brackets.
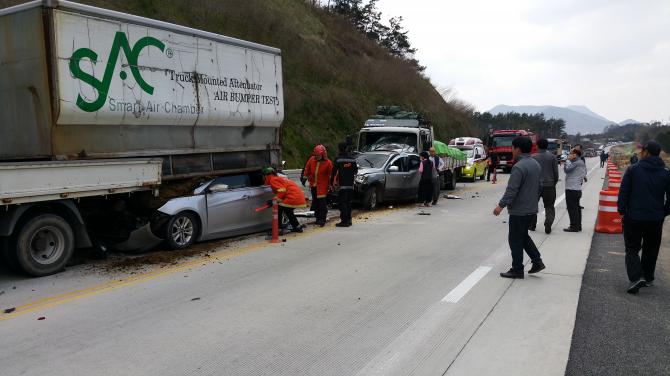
303,156,333,198
265,175,307,208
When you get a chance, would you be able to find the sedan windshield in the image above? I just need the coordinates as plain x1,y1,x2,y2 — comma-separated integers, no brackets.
356,154,390,168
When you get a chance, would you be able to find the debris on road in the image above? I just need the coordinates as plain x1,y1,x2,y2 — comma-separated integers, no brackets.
418,211,431,216
191,297,201,301
4,307,16,314
37,317,46,321
445,194,462,199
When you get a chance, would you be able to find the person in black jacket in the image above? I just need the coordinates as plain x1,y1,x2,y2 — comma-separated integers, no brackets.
331,142,358,227
618,140,670,294
419,151,434,207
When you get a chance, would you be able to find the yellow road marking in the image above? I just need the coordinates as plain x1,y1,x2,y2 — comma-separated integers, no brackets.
0,217,349,321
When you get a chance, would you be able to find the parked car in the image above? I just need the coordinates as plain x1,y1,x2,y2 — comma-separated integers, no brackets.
349,151,421,210
152,173,277,249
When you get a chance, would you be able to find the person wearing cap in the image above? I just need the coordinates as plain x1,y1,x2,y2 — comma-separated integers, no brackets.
303,145,333,226
617,140,670,294
563,148,587,232
300,148,318,212
331,142,358,227
262,167,307,233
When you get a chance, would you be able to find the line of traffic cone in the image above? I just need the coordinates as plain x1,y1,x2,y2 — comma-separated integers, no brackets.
595,189,622,234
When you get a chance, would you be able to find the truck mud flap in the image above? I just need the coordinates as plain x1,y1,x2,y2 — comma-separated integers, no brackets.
109,223,163,253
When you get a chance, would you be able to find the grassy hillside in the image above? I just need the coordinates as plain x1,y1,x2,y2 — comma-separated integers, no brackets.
1,0,474,167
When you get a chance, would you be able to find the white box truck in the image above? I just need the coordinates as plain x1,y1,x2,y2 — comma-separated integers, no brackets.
0,0,284,276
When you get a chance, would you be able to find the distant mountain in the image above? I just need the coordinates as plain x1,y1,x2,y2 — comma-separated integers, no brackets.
488,105,615,135
619,119,640,126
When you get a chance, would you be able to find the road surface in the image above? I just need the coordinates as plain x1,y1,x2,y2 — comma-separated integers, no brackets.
0,158,604,376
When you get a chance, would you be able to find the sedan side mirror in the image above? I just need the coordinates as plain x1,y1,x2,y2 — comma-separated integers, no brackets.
208,183,229,193
388,166,400,173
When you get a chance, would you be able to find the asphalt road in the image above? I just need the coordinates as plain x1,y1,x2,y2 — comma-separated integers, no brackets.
0,159,603,376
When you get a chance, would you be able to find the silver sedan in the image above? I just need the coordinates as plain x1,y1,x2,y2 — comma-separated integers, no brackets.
155,173,276,249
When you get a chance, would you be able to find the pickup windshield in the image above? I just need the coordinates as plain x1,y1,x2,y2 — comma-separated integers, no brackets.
491,135,518,147
356,154,390,168
359,132,417,152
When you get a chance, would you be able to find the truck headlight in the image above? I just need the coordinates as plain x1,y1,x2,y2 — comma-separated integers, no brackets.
355,175,367,184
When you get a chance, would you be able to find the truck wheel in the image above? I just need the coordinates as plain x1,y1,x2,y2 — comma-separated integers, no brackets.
165,212,199,250
363,187,379,210
13,214,74,277
445,171,457,190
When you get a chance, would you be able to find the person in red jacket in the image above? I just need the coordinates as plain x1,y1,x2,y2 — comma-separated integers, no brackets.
263,167,307,233
303,144,333,226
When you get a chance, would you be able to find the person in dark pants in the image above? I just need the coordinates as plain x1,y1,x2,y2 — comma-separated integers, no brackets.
531,139,559,234
564,149,587,232
487,152,498,182
331,142,358,227
303,145,333,226
617,140,670,294
599,151,607,168
418,151,434,207
263,167,307,233
429,147,444,205
494,136,545,278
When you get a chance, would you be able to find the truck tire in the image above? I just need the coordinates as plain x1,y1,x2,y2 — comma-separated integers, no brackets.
445,171,457,190
165,212,199,250
363,187,379,210
12,214,74,277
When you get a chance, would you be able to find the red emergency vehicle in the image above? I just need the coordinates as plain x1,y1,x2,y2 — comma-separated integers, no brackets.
488,130,538,172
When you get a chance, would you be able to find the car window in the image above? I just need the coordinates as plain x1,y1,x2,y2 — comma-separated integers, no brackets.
389,157,404,172
213,174,250,190
408,155,420,171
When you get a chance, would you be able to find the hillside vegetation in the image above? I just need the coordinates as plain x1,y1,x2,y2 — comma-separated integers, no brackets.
1,0,474,167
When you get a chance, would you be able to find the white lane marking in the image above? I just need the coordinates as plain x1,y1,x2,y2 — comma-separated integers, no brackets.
542,163,600,215
442,266,492,303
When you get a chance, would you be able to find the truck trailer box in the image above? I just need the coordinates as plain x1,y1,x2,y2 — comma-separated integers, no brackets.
0,0,283,177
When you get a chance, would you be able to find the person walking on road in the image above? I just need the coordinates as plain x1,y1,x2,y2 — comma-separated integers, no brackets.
617,141,670,294
429,147,444,205
563,148,587,232
303,144,333,227
600,151,607,168
487,152,499,183
418,151,434,207
263,167,307,233
630,153,639,165
331,142,358,227
531,139,559,234
493,136,546,279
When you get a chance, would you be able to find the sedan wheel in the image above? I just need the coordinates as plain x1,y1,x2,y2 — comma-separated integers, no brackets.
165,212,199,250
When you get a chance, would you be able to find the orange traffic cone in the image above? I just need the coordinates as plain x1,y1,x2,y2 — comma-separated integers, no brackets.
595,190,622,234
608,177,622,190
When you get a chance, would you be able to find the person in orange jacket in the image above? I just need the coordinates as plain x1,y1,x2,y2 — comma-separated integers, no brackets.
303,144,333,226
263,167,306,233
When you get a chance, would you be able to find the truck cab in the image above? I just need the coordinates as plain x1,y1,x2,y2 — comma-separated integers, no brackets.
488,130,537,172
358,119,433,154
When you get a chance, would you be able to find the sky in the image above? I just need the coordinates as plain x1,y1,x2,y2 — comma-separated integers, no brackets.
377,0,670,123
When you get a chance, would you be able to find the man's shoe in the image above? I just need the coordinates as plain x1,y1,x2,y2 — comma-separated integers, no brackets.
644,279,654,287
528,262,546,274
290,226,303,233
545,225,552,234
500,269,524,279
529,226,536,232
563,227,581,232
335,222,348,227
627,279,646,294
